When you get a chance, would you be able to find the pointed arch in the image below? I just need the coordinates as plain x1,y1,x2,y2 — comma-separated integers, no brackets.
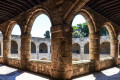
72,43,80,54
5,21,21,37
25,8,52,33
101,22,116,39
39,43,48,53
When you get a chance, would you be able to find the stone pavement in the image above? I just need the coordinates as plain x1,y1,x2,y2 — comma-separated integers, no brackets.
73,66,120,80
0,64,120,80
0,64,51,80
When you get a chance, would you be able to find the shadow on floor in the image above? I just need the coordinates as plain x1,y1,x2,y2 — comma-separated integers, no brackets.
93,66,120,80
0,70,23,80
0,64,54,80
72,66,120,80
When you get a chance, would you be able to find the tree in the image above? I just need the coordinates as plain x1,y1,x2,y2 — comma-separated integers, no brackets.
72,22,89,38
44,31,50,38
99,27,109,36
72,22,109,38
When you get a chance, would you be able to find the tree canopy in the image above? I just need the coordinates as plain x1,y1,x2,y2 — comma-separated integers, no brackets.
72,22,109,38
44,31,50,38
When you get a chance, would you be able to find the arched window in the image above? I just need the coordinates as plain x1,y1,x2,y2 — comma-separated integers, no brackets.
100,27,110,59
84,42,89,54
39,43,48,53
72,43,80,54
100,42,110,58
11,24,21,58
11,40,18,53
31,14,51,59
31,42,36,53
72,14,89,60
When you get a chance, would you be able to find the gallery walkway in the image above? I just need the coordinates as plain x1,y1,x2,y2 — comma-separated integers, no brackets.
73,66,120,80
0,64,119,80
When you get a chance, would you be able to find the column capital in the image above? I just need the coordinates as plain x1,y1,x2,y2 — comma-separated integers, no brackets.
111,38,118,43
51,24,73,33
21,33,31,38
3,36,10,40
89,33,100,39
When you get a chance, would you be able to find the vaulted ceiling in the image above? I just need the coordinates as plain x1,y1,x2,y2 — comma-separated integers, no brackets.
86,0,120,26
0,0,45,24
0,0,120,26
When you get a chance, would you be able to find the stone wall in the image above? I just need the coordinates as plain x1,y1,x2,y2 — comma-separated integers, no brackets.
72,57,114,77
0,35,114,60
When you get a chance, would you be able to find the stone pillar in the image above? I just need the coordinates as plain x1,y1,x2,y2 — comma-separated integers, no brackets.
3,37,10,64
48,44,51,60
36,44,39,59
50,25,73,79
18,41,21,58
81,47,85,60
110,39,118,58
110,39,118,65
1,41,3,56
20,33,31,69
89,33,100,71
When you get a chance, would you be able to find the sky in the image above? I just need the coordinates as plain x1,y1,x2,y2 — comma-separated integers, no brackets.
12,14,86,38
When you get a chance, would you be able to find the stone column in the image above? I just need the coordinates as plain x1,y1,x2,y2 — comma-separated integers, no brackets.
110,39,118,65
50,25,73,79
89,33,100,71
110,39,118,58
3,37,10,64
20,33,31,69
81,47,84,59
18,41,21,58
36,44,39,59
1,41,3,56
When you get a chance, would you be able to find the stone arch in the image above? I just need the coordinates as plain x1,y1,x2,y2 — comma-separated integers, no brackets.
11,40,18,54
67,8,96,34
84,42,89,54
100,22,116,39
100,41,110,54
25,8,52,33
39,43,48,53
72,43,80,54
31,42,36,53
5,21,21,37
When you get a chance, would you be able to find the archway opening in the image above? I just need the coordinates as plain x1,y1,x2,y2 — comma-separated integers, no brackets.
10,24,21,58
31,14,51,60
39,43,48,53
11,40,18,53
100,27,110,59
72,14,89,61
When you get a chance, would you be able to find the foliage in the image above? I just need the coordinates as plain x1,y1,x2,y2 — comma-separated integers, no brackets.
44,31,50,38
72,22,109,38
72,22,89,38
99,27,109,36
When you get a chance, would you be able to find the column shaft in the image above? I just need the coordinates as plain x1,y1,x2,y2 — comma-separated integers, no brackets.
89,33,100,71
3,37,10,64
50,25,73,79
110,39,118,58
21,33,31,69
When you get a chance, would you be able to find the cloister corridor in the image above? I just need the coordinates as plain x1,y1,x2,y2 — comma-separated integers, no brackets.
0,64,119,80
0,0,120,80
